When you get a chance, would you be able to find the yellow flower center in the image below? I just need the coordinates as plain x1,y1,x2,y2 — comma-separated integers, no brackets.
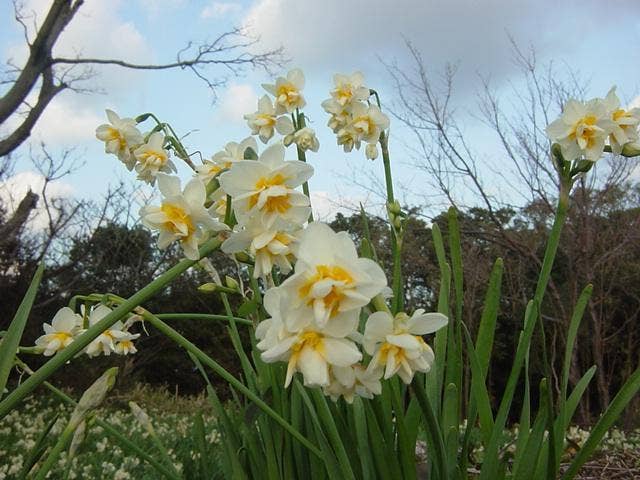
107,127,127,151
248,174,291,213
257,113,276,126
613,109,627,121
335,86,353,104
299,265,355,318
53,332,72,344
378,342,405,365
277,84,299,104
138,149,167,167
291,331,325,355
569,115,598,148
161,203,195,238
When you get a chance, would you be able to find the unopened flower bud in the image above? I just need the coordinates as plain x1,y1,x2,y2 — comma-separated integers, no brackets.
70,368,118,428
129,401,154,433
135,113,152,123
393,216,403,229
283,134,295,147
198,283,218,294
621,142,640,157
225,276,240,291
365,143,379,160
234,252,251,263
68,420,87,459
388,200,401,215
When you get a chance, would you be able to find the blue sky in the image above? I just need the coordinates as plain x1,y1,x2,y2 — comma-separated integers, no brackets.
2,0,640,222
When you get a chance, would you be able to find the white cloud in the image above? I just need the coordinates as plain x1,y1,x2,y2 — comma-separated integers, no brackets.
201,1,241,19
212,83,259,125
628,95,640,110
242,0,640,95
0,171,74,231
310,190,373,222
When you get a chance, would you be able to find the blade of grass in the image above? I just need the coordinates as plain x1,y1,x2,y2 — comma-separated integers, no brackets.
0,262,43,397
561,366,640,480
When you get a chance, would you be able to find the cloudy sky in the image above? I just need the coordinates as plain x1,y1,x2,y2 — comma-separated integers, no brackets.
1,0,639,222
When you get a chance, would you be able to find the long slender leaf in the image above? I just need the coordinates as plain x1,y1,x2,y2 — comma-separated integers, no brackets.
475,258,503,377
561,366,640,480
0,263,44,396
513,380,549,480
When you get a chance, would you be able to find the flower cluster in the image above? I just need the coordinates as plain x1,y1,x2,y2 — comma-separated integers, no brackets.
322,72,390,160
219,143,312,279
254,222,447,401
546,87,640,163
35,306,140,357
89,67,446,403
246,69,320,153
96,111,176,184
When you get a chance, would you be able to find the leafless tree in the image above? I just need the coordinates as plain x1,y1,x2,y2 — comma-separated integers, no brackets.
0,0,285,158
387,39,640,420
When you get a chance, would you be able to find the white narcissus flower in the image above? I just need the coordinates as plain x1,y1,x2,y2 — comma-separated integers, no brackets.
140,173,228,260
95,109,143,170
218,143,313,228
321,98,351,133
279,222,387,337
349,102,390,144
546,98,613,162
323,364,382,403
35,307,82,356
263,68,306,114
256,288,362,387
196,137,258,183
222,217,299,279
329,72,370,107
84,305,140,357
133,132,176,184
286,127,320,152
602,87,640,154
244,95,294,143
364,309,447,384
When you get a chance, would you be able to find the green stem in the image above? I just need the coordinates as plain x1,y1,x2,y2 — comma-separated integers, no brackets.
0,237,223,420
155,313,252,326
33,423,75,480
142,313,322,458
294,111,314,222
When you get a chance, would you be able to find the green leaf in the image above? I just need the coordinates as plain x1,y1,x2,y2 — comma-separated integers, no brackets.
475,258,503,377
462,325,494,445
237,297,259,317
0,263,44,397
561,366,640,480
353,397,375,480
513,379,549,480
411,377,447,480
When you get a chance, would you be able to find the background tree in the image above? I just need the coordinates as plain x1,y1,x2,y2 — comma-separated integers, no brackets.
0,0,284,157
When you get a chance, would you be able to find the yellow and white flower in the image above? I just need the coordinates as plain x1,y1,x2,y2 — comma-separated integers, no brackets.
279,222,387,337
349,102,390,144
35,307,82,356
222,217,299,279
285,127,320,152
364,309,447,384
218,143,313,228
133,132,176,184
262,68,306,114
256,288,362,387
140,173,228,260
84,305,140,357
329,72,370,107
603,87,640,154
244,95,294,144
196,137,258,183
323,364,382,403
546,98,613,162
95,109,143,170
321,98,351,133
